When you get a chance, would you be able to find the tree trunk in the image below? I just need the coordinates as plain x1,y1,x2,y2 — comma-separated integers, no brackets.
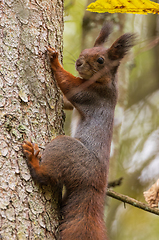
0,1,64,239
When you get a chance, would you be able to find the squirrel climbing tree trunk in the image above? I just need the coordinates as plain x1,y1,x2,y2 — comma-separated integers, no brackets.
0,1,64,239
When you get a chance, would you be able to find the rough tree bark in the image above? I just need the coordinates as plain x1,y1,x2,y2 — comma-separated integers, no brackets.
0,0,64,239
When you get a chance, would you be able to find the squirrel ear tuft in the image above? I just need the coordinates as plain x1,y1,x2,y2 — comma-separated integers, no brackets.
94,23,112,47
108,33,137,60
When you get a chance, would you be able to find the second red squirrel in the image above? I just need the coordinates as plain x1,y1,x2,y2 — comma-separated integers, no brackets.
23,24,135,240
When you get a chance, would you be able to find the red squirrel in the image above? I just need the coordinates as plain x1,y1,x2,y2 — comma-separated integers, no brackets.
22,24,135,240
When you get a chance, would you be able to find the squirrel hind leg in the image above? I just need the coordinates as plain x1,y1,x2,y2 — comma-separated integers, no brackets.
22,141,50,185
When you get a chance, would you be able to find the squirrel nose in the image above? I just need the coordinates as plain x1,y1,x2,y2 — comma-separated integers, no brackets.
76,59,84,67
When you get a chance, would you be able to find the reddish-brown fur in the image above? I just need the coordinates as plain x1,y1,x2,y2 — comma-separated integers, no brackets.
23,24,135,240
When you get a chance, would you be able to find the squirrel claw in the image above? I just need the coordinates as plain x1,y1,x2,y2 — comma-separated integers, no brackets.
22,141,41,162
47,46,58,59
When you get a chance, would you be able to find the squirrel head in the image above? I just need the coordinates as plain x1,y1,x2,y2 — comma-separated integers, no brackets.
76,23,136,80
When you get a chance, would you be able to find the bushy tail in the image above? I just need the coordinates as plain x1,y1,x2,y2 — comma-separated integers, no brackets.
60,188,107,240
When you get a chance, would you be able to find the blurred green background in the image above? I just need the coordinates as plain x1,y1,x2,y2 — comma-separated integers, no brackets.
63,1,159,239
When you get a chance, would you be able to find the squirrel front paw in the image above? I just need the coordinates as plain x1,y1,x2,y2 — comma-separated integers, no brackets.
22,141,41,165
47,46,59,60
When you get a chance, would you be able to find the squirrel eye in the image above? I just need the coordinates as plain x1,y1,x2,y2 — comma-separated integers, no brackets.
97,57,104,64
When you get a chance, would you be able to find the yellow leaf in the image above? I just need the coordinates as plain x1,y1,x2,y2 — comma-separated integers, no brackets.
87,0,159,14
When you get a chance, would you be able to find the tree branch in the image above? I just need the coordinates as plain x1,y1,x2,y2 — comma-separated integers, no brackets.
107,188,159,216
